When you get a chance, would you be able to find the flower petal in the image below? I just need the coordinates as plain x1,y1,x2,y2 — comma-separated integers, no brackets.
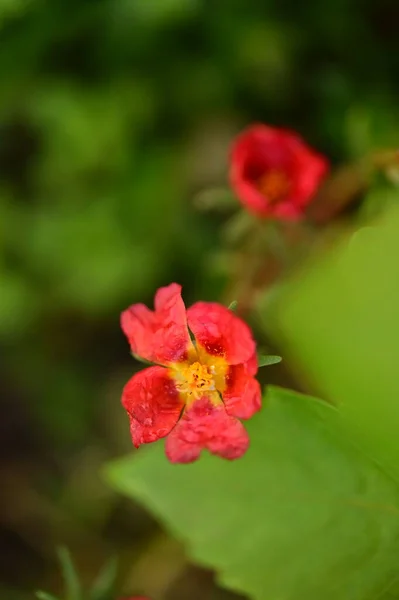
223,363,262,419
229,123,328,220
187,302,256,365
121,283,194,365
122,366,184,448
165,397,249,464
244,351,258,376
274,136,328,219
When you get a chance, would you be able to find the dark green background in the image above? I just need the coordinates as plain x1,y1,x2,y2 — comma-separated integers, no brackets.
1,0,398,598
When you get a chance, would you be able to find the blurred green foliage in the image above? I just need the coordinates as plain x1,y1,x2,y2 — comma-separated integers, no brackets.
36,547,118,600
1,0,399,598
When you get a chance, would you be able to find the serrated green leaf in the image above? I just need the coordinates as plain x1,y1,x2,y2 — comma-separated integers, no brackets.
104,386,399,600
89,557,118,600
273,205,399,481
257,354,282,367
35,592,60,600
57,546,82,600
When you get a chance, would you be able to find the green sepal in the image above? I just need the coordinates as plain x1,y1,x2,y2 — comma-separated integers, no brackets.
257,354,282,367
228,300,238,312
131,352,155,366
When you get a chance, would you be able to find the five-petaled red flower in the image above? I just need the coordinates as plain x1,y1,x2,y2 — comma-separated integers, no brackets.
229,123,328,220
121,284,261,464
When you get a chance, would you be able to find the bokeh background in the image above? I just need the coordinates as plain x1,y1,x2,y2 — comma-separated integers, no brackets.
1,0,399,598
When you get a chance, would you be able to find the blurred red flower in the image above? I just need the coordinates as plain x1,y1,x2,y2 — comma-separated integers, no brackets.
229,123,328,219
121,283,261,464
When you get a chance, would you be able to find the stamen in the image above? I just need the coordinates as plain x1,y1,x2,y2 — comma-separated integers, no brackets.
175,361,216,400
257,169,290,204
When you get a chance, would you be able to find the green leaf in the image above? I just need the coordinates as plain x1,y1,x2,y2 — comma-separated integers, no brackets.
35,593,60,600
273,206,399,480
89,557,118,600
227,300,238,312
104,386,399,600
57,546,82,600
257,354,282,367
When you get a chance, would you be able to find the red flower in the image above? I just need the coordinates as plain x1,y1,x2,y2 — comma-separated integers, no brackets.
229,123,328,219
121,284,261,464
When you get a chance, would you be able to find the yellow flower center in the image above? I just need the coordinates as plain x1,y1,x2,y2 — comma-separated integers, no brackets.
175,361,216,400
257,169,290,204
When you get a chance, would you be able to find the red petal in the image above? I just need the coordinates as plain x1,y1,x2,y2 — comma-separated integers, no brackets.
244,351,258,376
121,283,193,364
165,397,249,464
187,302,255,365
121,366,184,447
229,123,328,220
223,362,261,419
